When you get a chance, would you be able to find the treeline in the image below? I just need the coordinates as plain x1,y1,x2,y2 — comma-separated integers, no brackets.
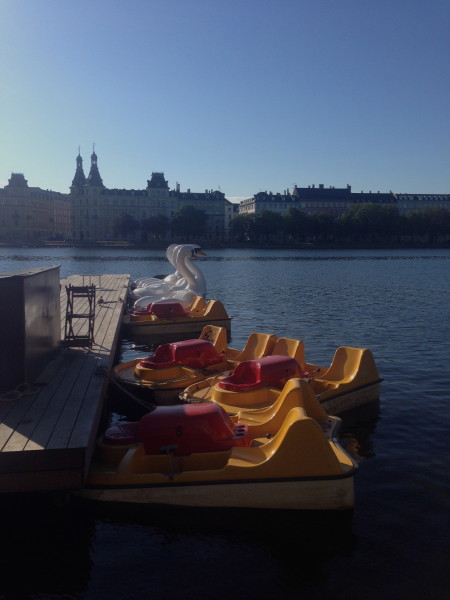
230,204,450,245
112,205,209,241
111,204,450,246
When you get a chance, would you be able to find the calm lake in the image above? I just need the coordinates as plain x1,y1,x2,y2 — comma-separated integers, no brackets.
0,246,449,600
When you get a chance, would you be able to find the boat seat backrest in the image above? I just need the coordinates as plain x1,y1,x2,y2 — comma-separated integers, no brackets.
235,333,278,362
230,407,307,464
271,337,305,367
200,325,228,353
189,295,207,313
229,406,343,476
237,378,328,428
271,378,328,421
316,346,365,383
198,299,229,320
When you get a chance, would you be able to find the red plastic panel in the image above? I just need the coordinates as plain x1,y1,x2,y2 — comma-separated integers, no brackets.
140,339,224,369
137,404,250,456
132,300,189,317
218,355,302,392
149,300,189,318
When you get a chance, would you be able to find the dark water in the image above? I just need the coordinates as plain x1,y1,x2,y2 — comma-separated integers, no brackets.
0,247,449,600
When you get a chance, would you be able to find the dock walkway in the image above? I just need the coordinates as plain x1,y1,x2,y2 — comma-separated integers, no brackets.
0,273,130,494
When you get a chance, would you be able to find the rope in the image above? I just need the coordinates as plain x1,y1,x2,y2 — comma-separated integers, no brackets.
180,372,222,403
0,382,40,402
107,372,157,411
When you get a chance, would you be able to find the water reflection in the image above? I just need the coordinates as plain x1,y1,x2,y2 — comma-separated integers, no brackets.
339,400,380,461
0,494,94,597
77,501,356,599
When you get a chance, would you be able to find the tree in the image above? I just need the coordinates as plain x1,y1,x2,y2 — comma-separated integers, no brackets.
141,214,169,241
405,207,450,243
111,213,139,240
283,207,311,242
338,204,401,242
229,214,253,242
254,210,285,243
171,205,208,240
308,213,337,243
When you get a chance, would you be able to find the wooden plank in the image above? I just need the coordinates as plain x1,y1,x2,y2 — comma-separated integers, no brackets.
23,352,88,452
1,353,76,452
0,446,83,473
0,469,83,492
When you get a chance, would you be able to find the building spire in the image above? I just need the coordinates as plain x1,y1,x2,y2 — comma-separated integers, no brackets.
86,144,104,187
71,148,86,188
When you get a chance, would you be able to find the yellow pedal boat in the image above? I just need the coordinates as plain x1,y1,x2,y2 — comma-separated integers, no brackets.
79,387,356,511
181,346,382,415
112,325,281,405
122,295,232,340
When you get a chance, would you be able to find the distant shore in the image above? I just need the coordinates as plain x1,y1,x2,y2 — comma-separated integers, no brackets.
1,240,449,250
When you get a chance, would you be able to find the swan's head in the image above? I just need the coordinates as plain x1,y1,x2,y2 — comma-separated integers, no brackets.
189,245,206,258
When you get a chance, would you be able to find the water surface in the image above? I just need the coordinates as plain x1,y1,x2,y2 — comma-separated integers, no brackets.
0,247,449,600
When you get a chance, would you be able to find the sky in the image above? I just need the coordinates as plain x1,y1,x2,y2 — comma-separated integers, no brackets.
1,0,449,202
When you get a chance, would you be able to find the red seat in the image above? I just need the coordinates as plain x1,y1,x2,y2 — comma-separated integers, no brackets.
139,339,224,369
103,404,250,455
138,404,250,456
150,300,189,318
132,300,189,318
218,355,303,392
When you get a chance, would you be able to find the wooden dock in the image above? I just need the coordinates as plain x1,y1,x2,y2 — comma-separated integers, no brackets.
0,273,130,494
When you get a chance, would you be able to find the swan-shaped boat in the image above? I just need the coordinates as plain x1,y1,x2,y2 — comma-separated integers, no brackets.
113,325,277,404
133,244,181,289
122,295,232,342
181,346,382,415
131,244,207,305
78,387,357,510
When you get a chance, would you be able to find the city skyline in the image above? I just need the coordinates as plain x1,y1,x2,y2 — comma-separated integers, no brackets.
1,0,449,201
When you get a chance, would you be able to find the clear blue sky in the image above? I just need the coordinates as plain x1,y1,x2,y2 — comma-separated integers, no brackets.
1,0,449,200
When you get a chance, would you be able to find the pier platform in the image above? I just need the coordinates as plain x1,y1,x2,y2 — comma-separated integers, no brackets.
0,273,130,494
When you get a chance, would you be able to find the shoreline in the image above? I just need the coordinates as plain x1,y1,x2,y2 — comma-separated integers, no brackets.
0,241,449,251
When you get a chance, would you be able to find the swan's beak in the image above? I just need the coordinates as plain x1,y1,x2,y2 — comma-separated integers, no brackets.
195,250,206,256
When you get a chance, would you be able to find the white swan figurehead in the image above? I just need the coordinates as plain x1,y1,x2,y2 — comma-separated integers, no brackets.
133,244,182,289
132,244,207,307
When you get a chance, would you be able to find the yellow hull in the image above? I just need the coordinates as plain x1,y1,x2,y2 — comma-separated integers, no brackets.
122,298,232,339
112,359,231,405
82,403,357,511
122,315,231,337
77,476,355,511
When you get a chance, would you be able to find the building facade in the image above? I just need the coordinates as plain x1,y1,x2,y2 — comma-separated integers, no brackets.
395,193,450,215
0,173,71,242
238,184,401,217
70,150,233,243
1,151,448,244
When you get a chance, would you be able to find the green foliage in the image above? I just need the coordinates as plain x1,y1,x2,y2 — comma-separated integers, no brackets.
111,203,450,246
230,204,450,245
229,213,255,242
170,205,208,239
141,214,169,240
111,213,139,240
254,210,285,241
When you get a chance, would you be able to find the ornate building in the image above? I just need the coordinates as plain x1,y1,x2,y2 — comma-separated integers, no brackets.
2,150,447,244
0,173,71,243
70,149,233,242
